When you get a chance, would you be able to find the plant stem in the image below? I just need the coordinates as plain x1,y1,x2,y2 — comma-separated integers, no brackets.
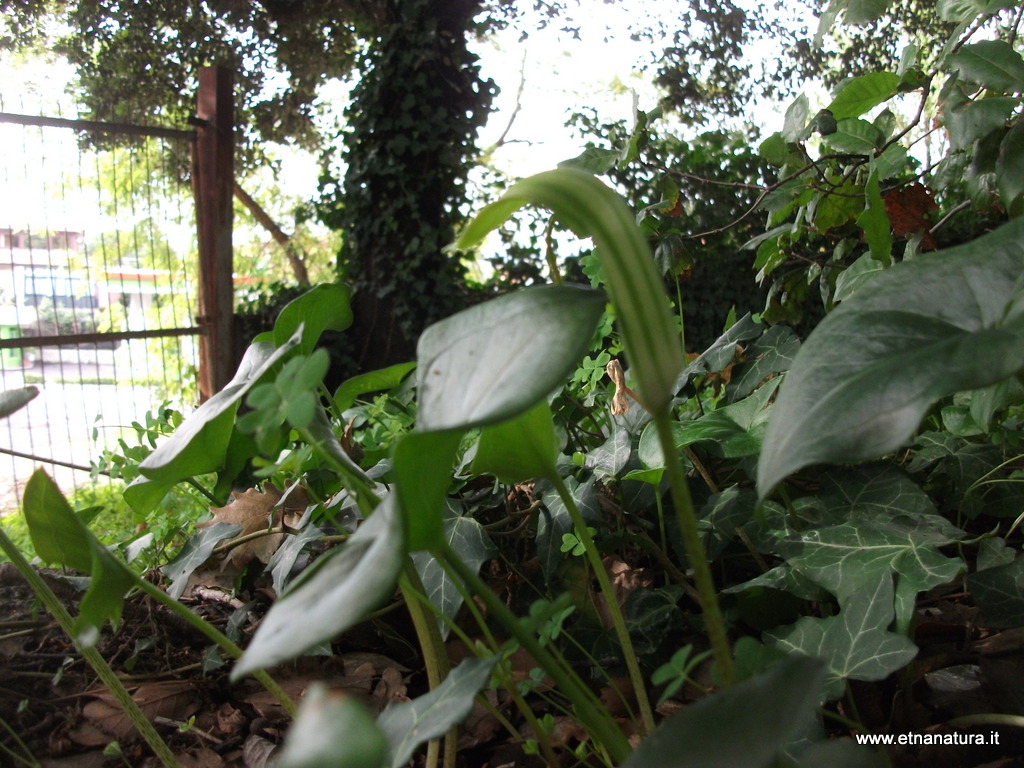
550,474,657,735
653,411,735,687
130,577,297,717
399,561,457,768
0,529,182,768
0,714,40,768
433,539,633,764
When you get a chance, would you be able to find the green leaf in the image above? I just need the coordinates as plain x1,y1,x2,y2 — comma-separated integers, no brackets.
392,430,462,551
827,73,900,120
472,400,559,484
826,118,884,154
23,470,92,572
777,468,965,632
22,470,135,645
134,335,300,512
725,325,801,402
334,362,417,412
621,656,827,768
0,386,38,418
377,657,497,768
162,523,243,600
757,217,1024,497
767,578,918,700
967,556,1024,628
455,169,683,415
411,502,497,638
834,252,886,303
844,0,890,24
537,476,599,583
949,40,1024,93
276,685,388,768
942,93,1017,152
812,179,864,232
857,169,892,266
585,420,633,477
272,283,353,354
677,378,779,458
558,146,619,174
232,494,405,679
998,121,1024,212
782,94,810,142
416,285,605,432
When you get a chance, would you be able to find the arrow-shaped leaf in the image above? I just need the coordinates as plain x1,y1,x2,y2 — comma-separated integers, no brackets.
378,657,496,768
232,493,405,678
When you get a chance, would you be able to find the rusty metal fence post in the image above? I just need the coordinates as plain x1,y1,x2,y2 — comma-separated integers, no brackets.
193,66,235,401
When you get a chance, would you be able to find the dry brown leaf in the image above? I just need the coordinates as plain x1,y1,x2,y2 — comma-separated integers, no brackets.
200,485,309,567
241,734,278,768
369,665,409,713
177,747,224,768
80,680,199,741
882,183,939,250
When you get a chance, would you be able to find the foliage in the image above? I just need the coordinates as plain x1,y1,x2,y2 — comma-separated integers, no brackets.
315,0,497,373
6,2,1024,767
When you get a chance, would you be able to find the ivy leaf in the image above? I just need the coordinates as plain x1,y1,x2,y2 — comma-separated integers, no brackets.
677,378,779,458
411,502,497,638
757,217,1024,497
162,522,244,600
949,40,1024,93
826,72,900,120
778,468,964,632
967,556,1024,628
585,420,633,477
232,494,405,679
377,657,496,768
537,476,599,583
767,577,918,700
725,325,800,402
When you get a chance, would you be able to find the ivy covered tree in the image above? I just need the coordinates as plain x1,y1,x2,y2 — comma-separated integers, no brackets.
0,0,783,372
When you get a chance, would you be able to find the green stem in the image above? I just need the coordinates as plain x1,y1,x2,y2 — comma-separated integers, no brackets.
653,411,734,687
550,473,656,735
399,561,456,768
0,529,182,768
131,577,297,717
0,714,40,768
433,539,632,764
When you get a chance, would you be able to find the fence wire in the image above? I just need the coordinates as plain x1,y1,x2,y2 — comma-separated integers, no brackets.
0,92,201,509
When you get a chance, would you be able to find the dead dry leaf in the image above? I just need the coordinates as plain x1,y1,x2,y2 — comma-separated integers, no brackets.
79,680,199,742
201,485,309,567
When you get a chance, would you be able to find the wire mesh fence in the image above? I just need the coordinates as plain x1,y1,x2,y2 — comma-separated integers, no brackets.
0,92,202,508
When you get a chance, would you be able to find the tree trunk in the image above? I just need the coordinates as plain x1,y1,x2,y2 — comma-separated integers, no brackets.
322,0,493,376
